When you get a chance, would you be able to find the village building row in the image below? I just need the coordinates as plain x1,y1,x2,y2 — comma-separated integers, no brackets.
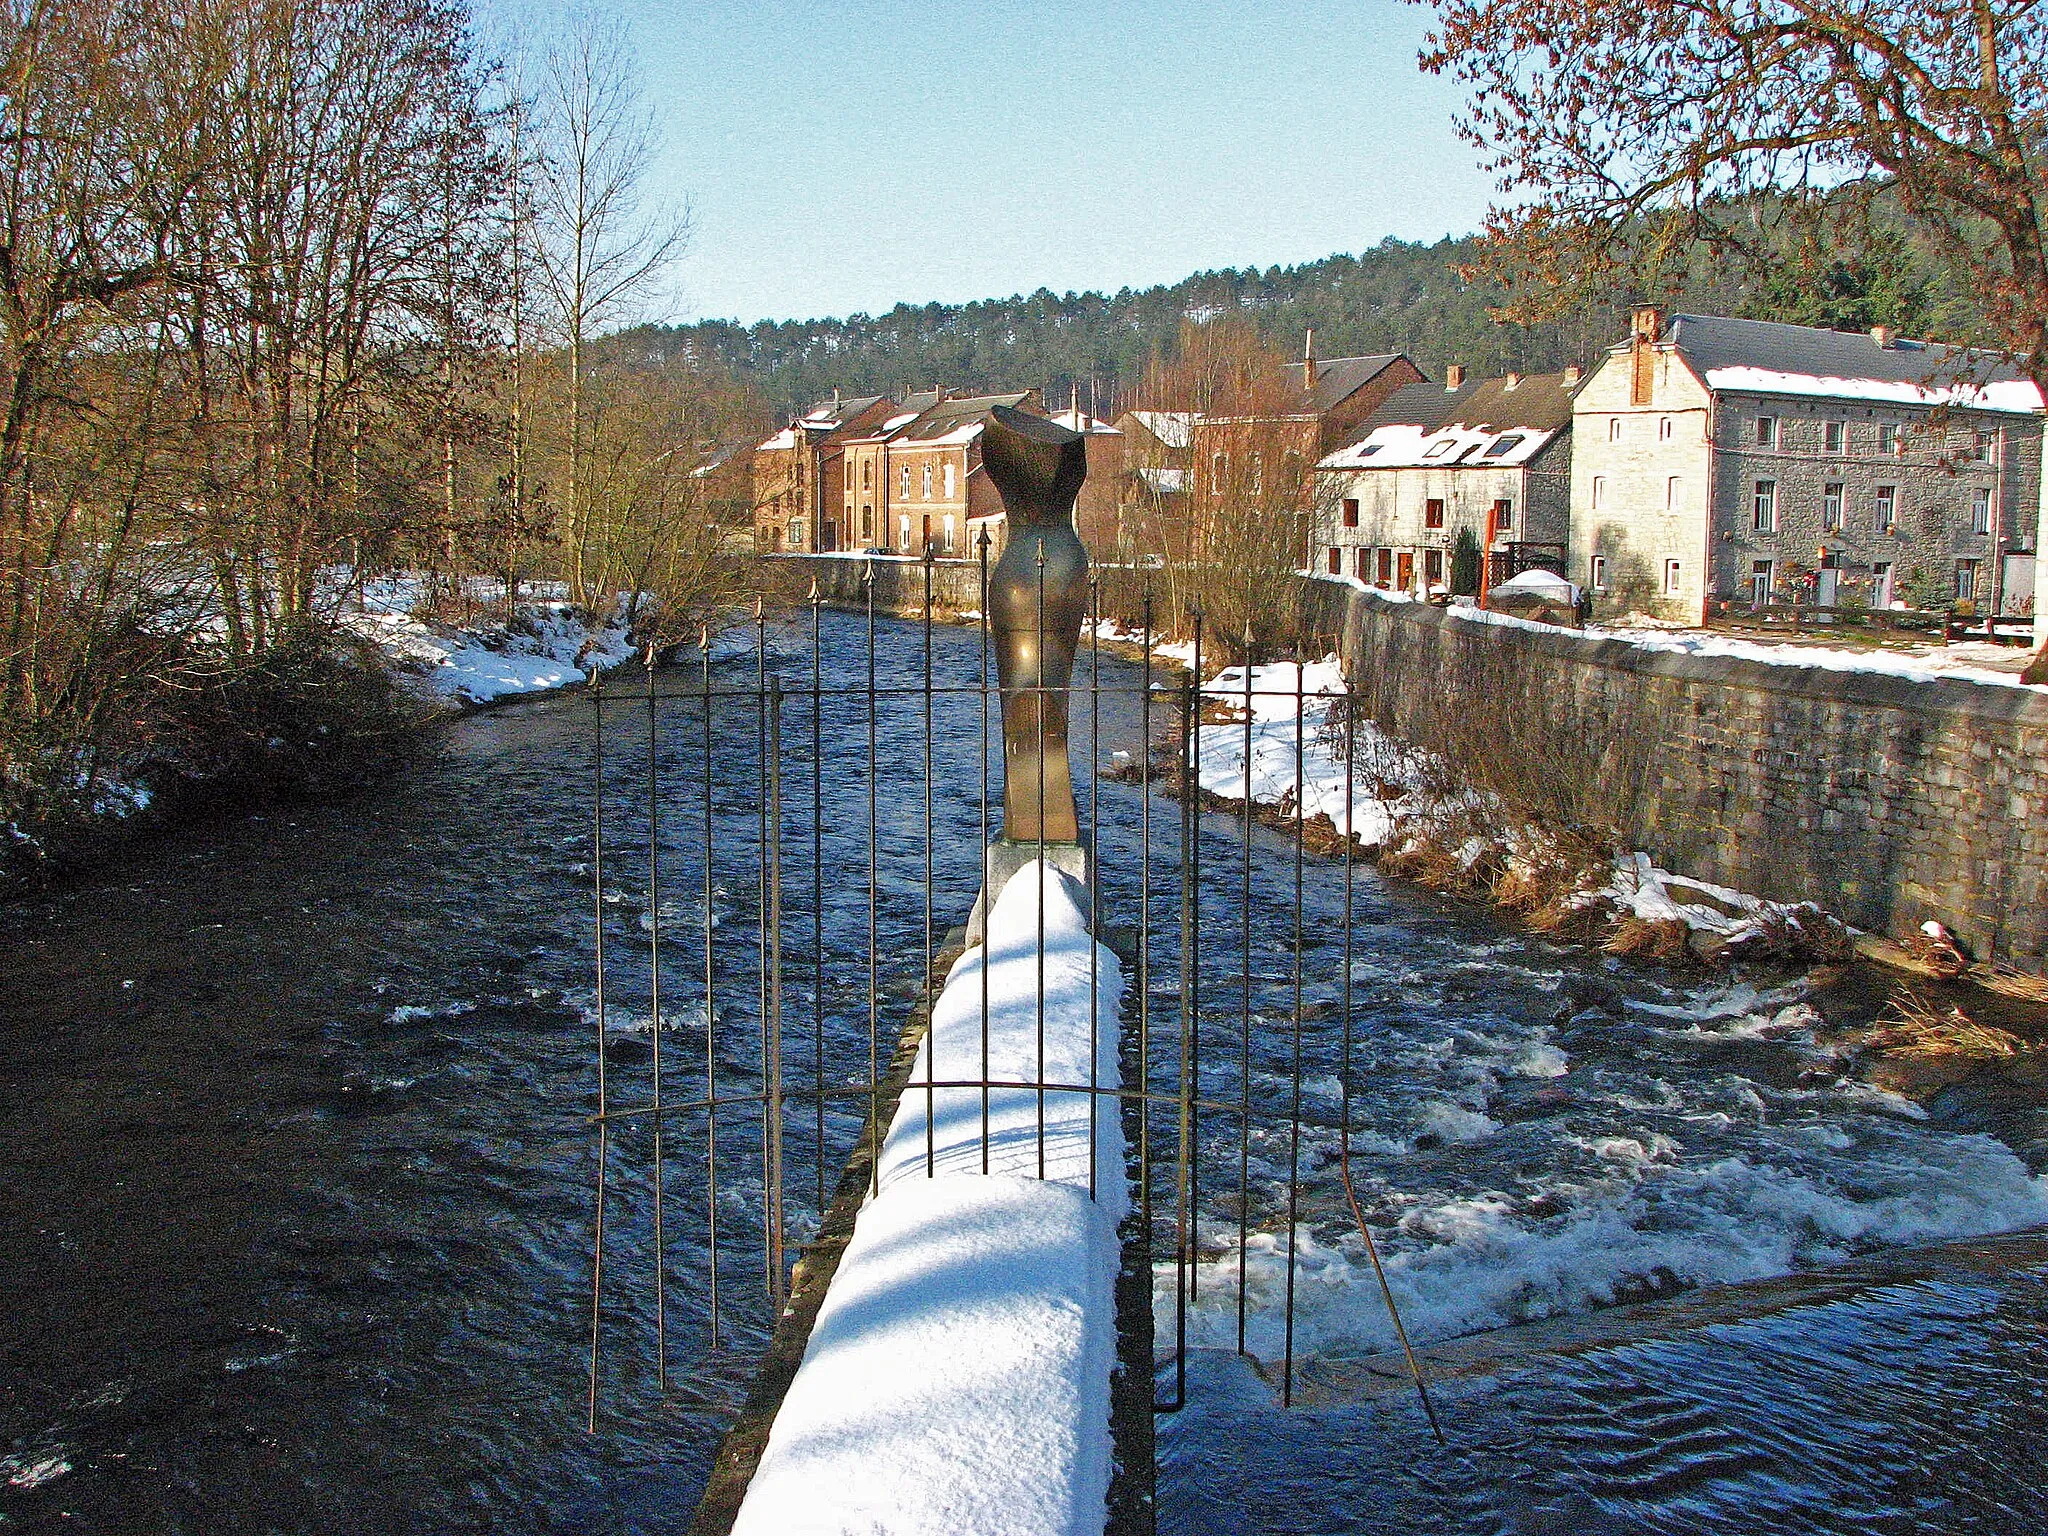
1305,308,2044,621
756,310,2044,625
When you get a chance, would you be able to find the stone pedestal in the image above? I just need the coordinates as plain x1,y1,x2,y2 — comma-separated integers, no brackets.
965,836,1092,946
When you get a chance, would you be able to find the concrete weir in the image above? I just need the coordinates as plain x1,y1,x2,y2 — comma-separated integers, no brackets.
686,863,1148,1536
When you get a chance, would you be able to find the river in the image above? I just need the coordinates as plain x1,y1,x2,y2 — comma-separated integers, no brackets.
4,610,2048,1533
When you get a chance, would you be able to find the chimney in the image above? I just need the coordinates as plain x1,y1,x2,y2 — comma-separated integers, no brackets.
1445,363,1465,391
1303,330,1317,392
1872,325,1895,350
1632,306,1662,345
1563,365,1582,387
832,386,841,411
933,383,946,405
1505,372,1521,390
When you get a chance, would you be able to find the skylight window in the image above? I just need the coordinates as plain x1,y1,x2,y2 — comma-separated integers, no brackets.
1422,439,1455,460
1483,434,1525,458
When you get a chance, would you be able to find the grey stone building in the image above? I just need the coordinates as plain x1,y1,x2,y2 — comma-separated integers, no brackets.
1313,367,1580,595
1571,310,2043,624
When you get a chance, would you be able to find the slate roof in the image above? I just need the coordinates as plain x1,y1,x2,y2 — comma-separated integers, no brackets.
1659,314,2028,389
889,393,1036,444
799,393,888,430
1287,354,1410,415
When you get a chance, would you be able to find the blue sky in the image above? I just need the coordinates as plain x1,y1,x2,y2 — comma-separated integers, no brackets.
475,1,1497,325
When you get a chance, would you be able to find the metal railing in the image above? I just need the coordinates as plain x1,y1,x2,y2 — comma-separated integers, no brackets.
580,543,1434,1443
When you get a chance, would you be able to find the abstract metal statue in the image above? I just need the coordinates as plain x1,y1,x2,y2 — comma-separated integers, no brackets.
982,406,1089,845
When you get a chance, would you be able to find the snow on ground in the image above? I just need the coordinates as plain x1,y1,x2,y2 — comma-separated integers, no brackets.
732,862,1126,1536
342,576,636,707
1193,657,1409,847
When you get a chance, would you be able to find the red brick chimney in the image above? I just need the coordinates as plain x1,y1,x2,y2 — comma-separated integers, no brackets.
1303,330,1317,393
1445,363,1464,391
1871,325,1895,350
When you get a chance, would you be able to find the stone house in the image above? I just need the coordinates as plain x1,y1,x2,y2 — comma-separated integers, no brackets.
1571,309,2044,624
1313,365,1582,595
752,392,895,554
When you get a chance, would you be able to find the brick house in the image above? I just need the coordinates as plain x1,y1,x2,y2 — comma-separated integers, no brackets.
1189,348,1426,561
1050,407,1123,552
1571,310,2044,624
752,392,895,554
839,389,1044,557
1314,365,1582,595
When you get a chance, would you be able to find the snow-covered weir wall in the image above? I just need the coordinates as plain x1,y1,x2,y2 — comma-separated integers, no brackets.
1301,577,2048,967
730,861,1128,1536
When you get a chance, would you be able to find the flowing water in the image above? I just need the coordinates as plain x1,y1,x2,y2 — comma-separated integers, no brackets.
3,611,2047,1533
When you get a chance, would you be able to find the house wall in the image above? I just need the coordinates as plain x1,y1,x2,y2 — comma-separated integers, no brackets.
1569,348,1715,622
880,443,971,556
1708,394,2041,614
1305,577,2048,967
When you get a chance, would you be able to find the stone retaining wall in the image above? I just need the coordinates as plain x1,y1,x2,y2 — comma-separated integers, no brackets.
770,552,984,615
1301,576,2048,965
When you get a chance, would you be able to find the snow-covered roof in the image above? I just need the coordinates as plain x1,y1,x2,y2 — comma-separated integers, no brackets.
1653,313,2042,415
1493,568,1578,601
1319,421,1557,472
757,426,800,452
1125,410,1195,449
881,411,921,432
1050,408,1121,435
1701,365,2042,415
1136,466,1187,493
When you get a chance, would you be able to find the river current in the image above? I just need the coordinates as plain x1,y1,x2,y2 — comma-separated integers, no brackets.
4,611,2048,1533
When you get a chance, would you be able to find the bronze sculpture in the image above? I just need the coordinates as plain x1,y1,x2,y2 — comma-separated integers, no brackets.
982,406,1089,846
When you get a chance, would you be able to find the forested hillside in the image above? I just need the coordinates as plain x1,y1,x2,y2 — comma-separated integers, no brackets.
625,227,1978,418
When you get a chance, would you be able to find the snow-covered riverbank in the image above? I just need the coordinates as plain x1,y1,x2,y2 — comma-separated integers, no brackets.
344,578,637,709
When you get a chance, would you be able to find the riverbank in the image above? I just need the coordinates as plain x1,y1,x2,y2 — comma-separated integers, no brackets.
0,583,636,898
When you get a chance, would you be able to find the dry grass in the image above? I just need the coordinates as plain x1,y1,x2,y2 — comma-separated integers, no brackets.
1862,987,2026,1061
1603,915,1694,961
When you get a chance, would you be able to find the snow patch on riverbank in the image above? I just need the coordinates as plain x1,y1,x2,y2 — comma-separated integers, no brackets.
732,862,1126,1536
344,577,636,707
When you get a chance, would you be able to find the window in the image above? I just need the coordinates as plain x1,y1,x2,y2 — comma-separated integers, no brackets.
1957,559,1981,603
1354,548,1369,581
1823,482,1843,531
1425,498,1446,529
1425,549,1444,587
942,514,956,552
1327,547,1341,575
861,505,874,540
1658,417,1673,441
1976,429,2002,465
1753,479,1778,533
1662,559,1683,597
1607,417,1621,442
1492,497,1514,531
1591,475,1607,510
1756,415,1778,447
1875,485,1897,532
900,464,910,499
1376,549,1394,586
898,513,910,549
1484,434,1525,458
845,459,854,489
789,517,806,548
1589,555,1610,592
862,459,872,489
1877,422,1898,454
1972,487,1992,535
1423,439,1455,460
1873,562,1893,606
921,463,932,498
1211,452,1226,496
1750,559,1773,606
1825,420,1845,453
943,462,955,498
1341,497,1360,528
1665,476,1682,511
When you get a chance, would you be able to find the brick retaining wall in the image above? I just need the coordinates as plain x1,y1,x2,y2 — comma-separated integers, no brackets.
1301,576,2048,966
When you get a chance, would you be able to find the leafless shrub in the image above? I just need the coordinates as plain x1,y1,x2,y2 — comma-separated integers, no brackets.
1863,988,2025,1062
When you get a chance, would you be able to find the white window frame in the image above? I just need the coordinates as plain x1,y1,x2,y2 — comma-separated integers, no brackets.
1662,558,1683,597
1957,559,1981,602
1665,475,1681,511
1877,422,1899,454
1658,417,1673,441
1756,415,1778,447
1591,475,1607,510
1825,420,1845,453
1607,417,1621,442
1972,487,1992,535
1589,555,1610,593
1749,558,1774,607
1875,485,1897,532
1822,482,1843,530
943,462,956,498
1753,479,1778,533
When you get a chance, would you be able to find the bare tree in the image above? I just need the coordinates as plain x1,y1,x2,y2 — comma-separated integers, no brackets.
1414,0,2048,387
529,16,688,609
